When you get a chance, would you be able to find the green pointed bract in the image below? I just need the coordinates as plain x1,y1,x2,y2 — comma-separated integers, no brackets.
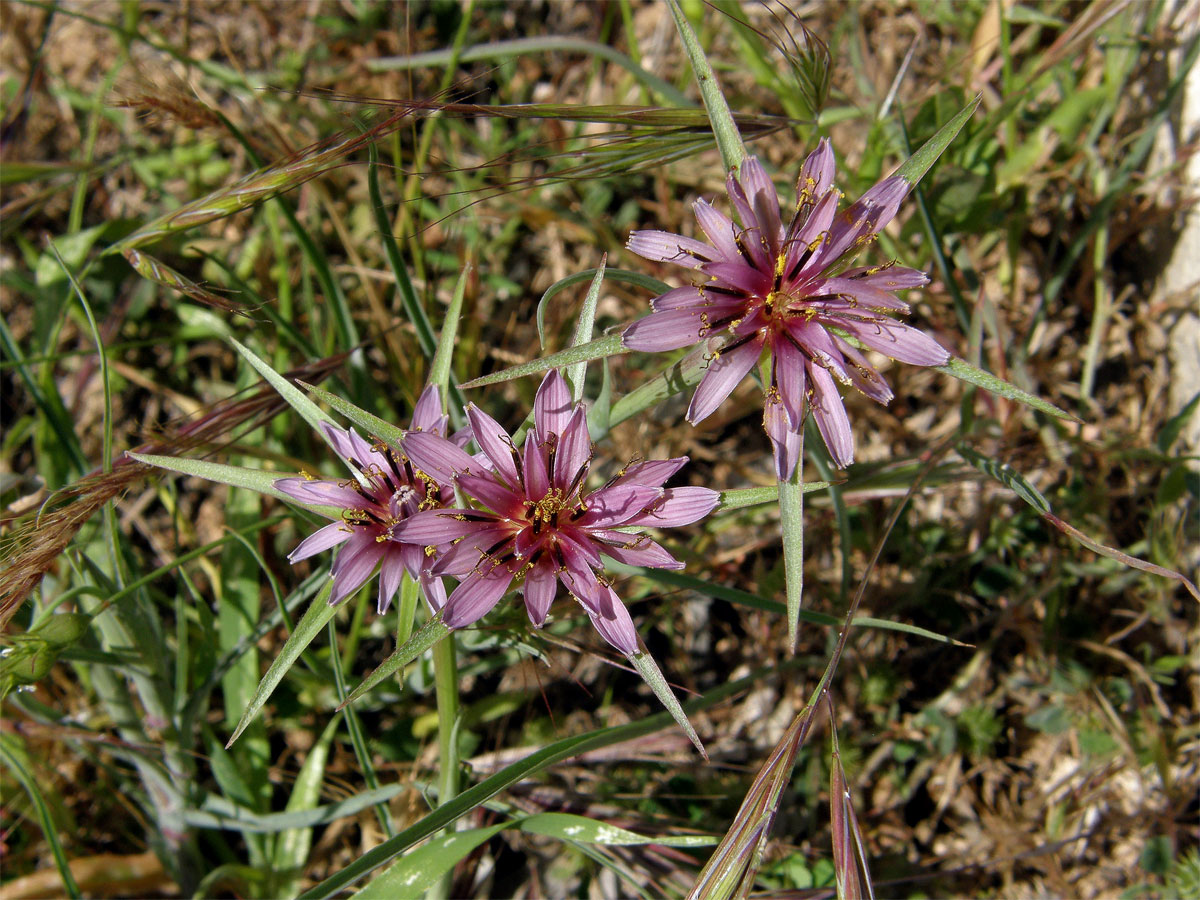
128,452,337,516
300,384,408,452
229,338,342,450
567,255,607,402
461,334,626,389
429,262,471,394
630,651,706,759
892,94,981,188
338,618,452,710
227,580,337,748
937,355,1078,422
537,267,671,348
779,462,806,654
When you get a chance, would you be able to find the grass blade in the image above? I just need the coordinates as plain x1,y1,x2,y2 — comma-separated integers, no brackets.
226,580,337,748
460,335,626,389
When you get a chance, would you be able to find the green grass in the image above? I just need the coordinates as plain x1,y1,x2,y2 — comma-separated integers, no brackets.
1,1,1196,897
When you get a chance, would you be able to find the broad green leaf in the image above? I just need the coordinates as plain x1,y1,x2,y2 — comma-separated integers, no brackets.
536,267,671,348
936,356,1078,422
298,660,796,899
355,824,511,899
227,580,337,748
274,716,340,889
567,256,607,402
630,650,705,758
957,445,1051,515
892,95,981,188
184,784,406,833
301,383,407,450
461,334,626,389
338,618,452,709
520,812,716,848
666,0,746,172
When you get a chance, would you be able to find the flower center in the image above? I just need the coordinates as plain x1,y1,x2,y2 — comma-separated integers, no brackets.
528,488,568,530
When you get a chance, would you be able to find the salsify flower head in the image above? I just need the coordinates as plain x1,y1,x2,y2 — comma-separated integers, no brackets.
393,370,719,656
623,141,950,477
274,385,460,612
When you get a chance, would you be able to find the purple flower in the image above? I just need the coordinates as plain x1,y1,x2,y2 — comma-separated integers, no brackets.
274,385,458,612
623,142,949,476
393,370,719,656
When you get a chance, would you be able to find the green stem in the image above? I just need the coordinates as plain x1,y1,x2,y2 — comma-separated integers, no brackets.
427,632,461,900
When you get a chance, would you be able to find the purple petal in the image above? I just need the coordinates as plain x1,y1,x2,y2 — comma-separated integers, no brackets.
598,535,683,570
783,189,840,283
836,340,893,404
522,430,550,500
522,560,558,627
788,319,849,383
430,527,512,576
799,139,836,200
693,198,741,262
456,472,524,519
585,586,639,656
626,229,716,268
851,175,908,234
288,521,352,562
740,156,783,252
392,508,495,544
411,384,443,432
420,571,447,612
320,423,378,470
764,394,802,481
623,308,714,352
809,364,854,468
839,320,949,366
576,483,663,528
553,407,592,492
466,404,520,486
534,369,573,441
610,457,688,488
329,535,384,605
402,431,477,485
843,264,930,291
626,486,719,528
377,550,406,614
275,477,366,509
702,260,772,296
771,332,808,428
557,555,604,609
806,276,912,313
686,335,764,423
442,571,513,628
557,527,604,570
650,285,707,311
